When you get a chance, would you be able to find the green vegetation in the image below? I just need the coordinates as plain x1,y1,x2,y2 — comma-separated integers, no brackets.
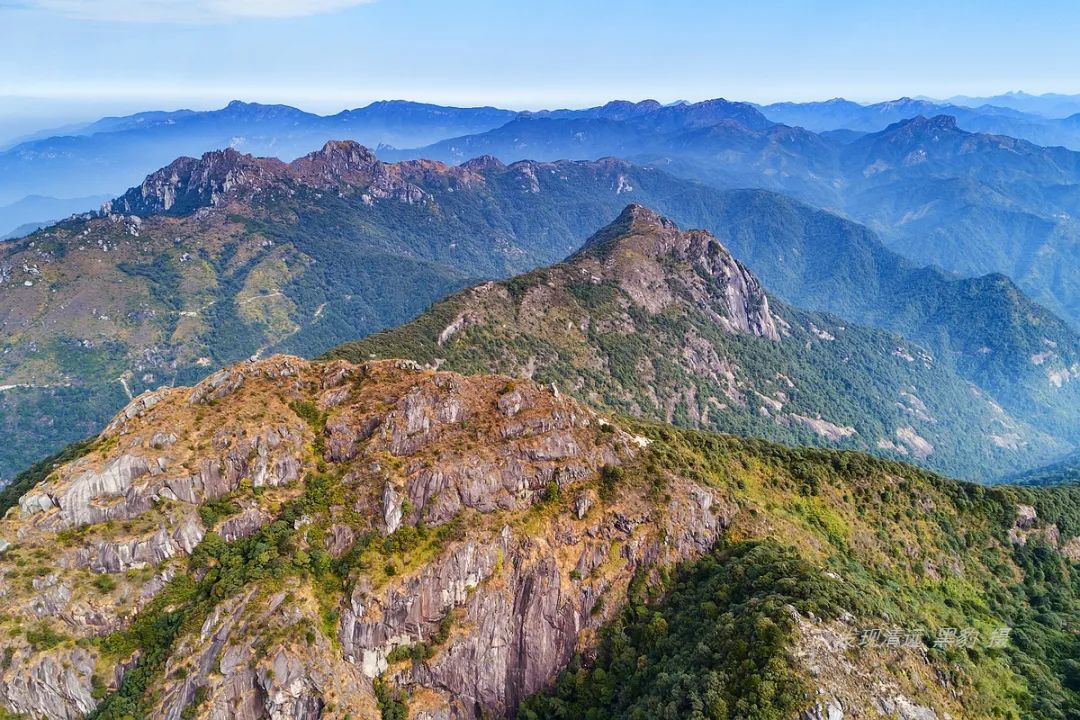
195,497,241,529
24,623,66,652
4,154,1077,488
520,540,855,720
1009,450,1080,487
92,575,117,594
328,234,1060,480
374,677,408,720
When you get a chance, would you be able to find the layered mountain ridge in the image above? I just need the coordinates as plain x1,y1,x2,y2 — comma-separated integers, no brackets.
397,109,1080,327
3,98,1080,720
3,144,1079,484
7,95,1080,329
329,205,1066,479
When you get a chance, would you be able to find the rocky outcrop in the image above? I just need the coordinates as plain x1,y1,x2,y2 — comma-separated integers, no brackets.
0,647,97,720
1,351,1019,720
341,475,733,717
155,587,379,720
0,356,654,720
110,149,288,215
12,361,309,541
573,205,780,340
108,140,481,218
63,514,205,573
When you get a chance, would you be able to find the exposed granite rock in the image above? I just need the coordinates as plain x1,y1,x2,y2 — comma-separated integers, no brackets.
324,523,356,557
1062,536,1080,561
64,514,205,573
1016,503,1038,529
1,357,640,720
0,354,897,720
110,141,476,218
382,482,404,534
801,701,845,720
341,475,733,717
571,205,780,341
155,587,379,720
219,508,271,543
0,647,97,720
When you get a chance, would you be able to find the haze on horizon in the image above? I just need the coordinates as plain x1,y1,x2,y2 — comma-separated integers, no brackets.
3,0,1080,141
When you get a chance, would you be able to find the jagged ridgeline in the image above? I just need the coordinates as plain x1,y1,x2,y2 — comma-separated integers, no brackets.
328,205,1066,480
0,356,1079,719
4,142,1079,486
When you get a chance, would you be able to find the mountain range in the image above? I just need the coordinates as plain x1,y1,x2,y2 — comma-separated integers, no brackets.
3,143,1079,484
392,102,1080,328
0,100,516,212
2,93,1080,720
7,96,1080,332
328,204,1068,479
935,91,1080,117
758,96,1080,148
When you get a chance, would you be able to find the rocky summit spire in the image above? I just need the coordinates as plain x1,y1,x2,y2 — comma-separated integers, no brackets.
573,204,680,259
109,148,285,216
289,140,379,181
569,205,779,340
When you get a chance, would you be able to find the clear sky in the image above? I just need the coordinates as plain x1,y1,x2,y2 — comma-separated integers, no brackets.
2,0,1080,132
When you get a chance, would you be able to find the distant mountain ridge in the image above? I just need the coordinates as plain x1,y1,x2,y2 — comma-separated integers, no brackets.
936,91,1080,118
0,194,110,240
396,109,1080,327
9,95,1080,330
758,96,1080,149
0,100,518,206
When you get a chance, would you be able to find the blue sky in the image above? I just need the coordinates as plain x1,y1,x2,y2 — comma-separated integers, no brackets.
2,0,1080,133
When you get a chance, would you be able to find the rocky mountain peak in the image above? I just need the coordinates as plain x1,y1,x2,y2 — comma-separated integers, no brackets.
0,355,731,720
574,203,680,259
292,140,378,173
618,202,676,229
459,154,506,172
596,99,664,118
109,147,285,216
288,140,382,186
107,140,439,217
571,205,780,340
877,114,962,140
909,114,960,131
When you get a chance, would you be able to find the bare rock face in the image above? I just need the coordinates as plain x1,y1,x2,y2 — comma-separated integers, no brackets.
154,587,378,720
0,355,739,720
801,701,845,720
572,204,781,341
13,360,309,546
219,507,271,543
108,140,477,218
111,149,288,215
0,647,97,720
64,514,205,573
339,475,733,717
